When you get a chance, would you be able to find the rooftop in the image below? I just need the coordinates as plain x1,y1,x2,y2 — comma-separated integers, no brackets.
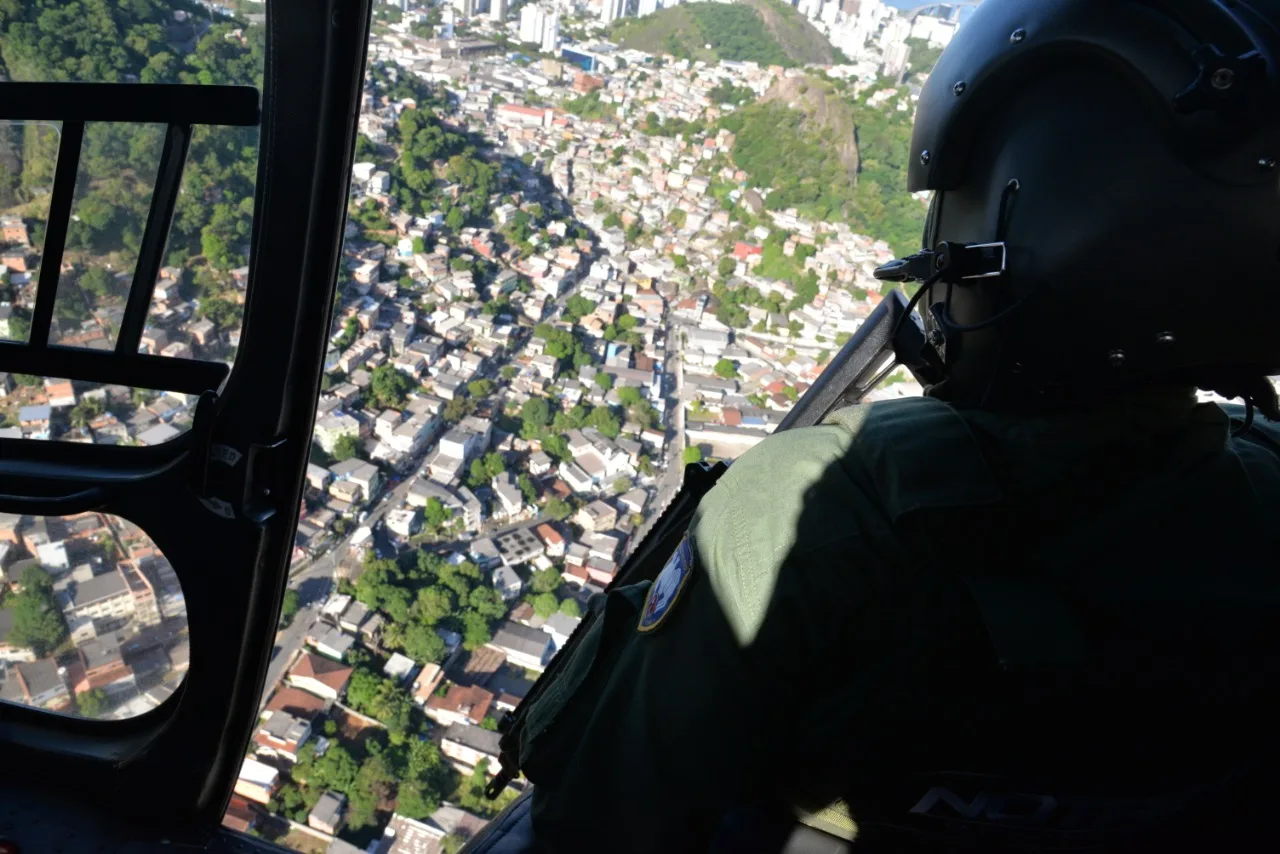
441,722,501,757
290,652,354,692
261,710,309,745
489,621,552,659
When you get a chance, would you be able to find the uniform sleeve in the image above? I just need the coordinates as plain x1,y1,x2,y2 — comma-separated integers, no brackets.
530,421,900,852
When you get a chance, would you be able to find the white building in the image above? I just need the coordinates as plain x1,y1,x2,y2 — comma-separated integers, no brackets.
910,14,957,48
600,0,627,25
519,2,547,44
540,9,559,54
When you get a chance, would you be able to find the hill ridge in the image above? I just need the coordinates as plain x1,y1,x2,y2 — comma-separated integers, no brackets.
611,0,835,68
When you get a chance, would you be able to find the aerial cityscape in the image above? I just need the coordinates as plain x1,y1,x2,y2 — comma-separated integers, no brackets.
0,0,964,851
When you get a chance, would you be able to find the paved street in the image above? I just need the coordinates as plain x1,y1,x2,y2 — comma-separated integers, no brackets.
256,262,593,706
262,476,416,703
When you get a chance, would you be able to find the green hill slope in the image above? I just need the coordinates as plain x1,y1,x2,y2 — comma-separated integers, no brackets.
612,0,834,67
719,76,925,255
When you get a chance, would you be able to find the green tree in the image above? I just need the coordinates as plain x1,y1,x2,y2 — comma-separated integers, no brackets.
560,598,582,618
594,372,613,391
612,476,631,493
563,295,595,322
483,452,506,479
199,296,239,330
403,622,448,663
77,688,108,717
446,207,466,231
424,497,452,530
617,385,642,406
69,396,104,429
541,434,571,463
682,446,704,465
347,751,396,829
468,379,493,398
279,589,300,628
520,396,551,431
529,567,561,596
414,586,455,626
531,592,559,618
370,364,413,408
79,267,113,299
9,568,66,657
517,473,537,504
332,433,359,462
545,497,572,521
468,586,508,621
713,358,738,380
395,739,456,819
461,610,493,650
717,256,738,278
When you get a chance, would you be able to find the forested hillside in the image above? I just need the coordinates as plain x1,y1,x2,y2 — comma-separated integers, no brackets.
720,76,924,256
612,0,835,67
0,0,264,338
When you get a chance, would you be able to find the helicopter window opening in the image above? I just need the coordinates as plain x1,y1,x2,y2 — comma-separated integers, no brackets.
0,120,62,345
0,511,188,721
0,373,203,445
51,122,168,352
138,121,261,368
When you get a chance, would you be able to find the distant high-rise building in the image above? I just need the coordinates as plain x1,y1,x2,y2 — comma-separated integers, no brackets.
519,3,544,43
489,0,507,21
441,4,457,38
879,15,911,50
452,0,478,18
541,10,560,53
841,0,860,14
882,39,909,80
911,13,957,47
637,0,659,17
600,0,628,25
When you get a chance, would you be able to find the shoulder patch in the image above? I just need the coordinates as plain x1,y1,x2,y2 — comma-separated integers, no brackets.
637,535,694,633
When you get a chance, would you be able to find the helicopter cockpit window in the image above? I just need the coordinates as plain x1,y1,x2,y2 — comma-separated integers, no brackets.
0,512,188,721
0,3,263,445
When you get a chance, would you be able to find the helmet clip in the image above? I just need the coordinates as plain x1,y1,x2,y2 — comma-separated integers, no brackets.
873,240,1007,285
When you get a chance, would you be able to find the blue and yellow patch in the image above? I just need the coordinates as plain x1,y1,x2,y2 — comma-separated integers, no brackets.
637,535,694,633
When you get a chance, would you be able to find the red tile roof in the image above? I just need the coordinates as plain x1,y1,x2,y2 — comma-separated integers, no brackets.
266,686,328,720
427,684,495,725
290,652,353,693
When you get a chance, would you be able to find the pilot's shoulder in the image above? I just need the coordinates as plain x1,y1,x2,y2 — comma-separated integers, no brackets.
708,398,965,498
1222,403,1280,458
822,395,965,442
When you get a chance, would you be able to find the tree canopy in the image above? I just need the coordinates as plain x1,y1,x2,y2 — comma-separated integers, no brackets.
8,567,66,657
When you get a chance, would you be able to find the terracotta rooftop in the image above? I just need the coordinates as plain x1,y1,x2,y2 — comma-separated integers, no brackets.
265,685,328,720
289,652,353,692
426,683,494,725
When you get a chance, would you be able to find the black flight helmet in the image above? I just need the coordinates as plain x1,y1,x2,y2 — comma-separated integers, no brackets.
877,0,1280,416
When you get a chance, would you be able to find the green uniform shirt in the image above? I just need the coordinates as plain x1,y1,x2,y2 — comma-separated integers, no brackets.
518,391,1280,852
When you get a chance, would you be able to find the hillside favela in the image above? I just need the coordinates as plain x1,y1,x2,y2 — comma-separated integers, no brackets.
0,0,974,851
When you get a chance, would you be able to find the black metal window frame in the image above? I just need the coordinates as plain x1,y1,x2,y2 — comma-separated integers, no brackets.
0,82,259,393
0,0,374,844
